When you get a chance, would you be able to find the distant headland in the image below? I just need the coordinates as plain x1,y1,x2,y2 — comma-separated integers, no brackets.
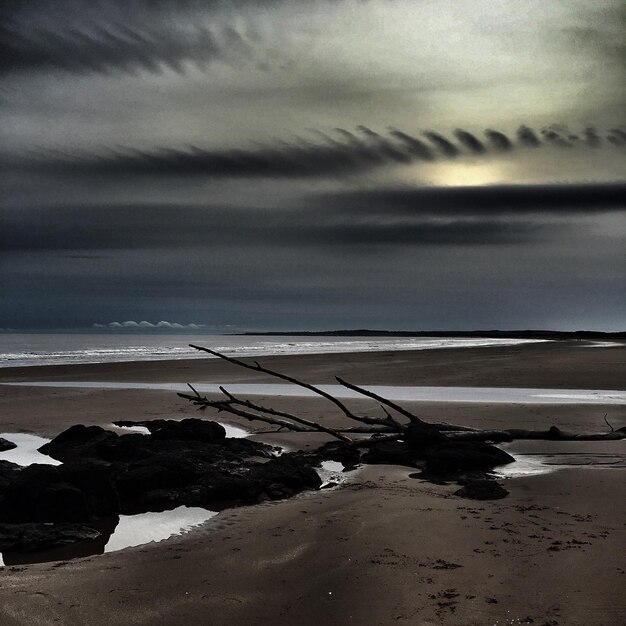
236,329,625,341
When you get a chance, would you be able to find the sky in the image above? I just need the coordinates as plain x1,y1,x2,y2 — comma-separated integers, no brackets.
0,0,624,332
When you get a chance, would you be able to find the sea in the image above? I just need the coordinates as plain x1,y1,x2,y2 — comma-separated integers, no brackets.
0,333,544,368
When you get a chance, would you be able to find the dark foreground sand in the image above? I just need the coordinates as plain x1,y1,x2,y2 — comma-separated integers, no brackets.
0,342,624,625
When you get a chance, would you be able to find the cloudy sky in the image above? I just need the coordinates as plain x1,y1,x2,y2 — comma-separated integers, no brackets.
1,0,624,331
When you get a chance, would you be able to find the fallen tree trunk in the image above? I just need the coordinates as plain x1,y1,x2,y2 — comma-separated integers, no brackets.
179,347,625,446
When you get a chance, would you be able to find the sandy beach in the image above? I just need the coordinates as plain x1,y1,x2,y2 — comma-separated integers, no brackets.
0,341,625,625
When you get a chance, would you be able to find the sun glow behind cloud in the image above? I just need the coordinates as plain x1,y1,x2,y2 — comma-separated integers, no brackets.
410,162,508,187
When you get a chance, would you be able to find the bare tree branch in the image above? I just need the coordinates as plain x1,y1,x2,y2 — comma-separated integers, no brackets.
180,345,625,447
178,391,313,432
218,386,353,443
189,345,398,428
336,376,422,426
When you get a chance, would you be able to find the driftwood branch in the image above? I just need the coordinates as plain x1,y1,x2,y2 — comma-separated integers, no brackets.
217,386,353,443
179,391,312,432
336,376,422,426
189,344,394,429
182,346,625,446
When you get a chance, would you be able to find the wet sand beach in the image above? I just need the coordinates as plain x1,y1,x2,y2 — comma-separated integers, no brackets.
0,341,625,625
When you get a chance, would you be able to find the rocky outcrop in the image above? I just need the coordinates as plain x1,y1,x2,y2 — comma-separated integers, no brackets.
5,420,323,521
39,420,273,465
38,424,118,462
134,418,226,442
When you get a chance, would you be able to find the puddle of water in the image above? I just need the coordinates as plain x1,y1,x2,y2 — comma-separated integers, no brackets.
0,433,61,466
495,455,556,479
4,381,625,404
495,451,626,479
0,506,217,567
104,506,217,553
317,460,349,488
112,422,250,439
112,424,152,435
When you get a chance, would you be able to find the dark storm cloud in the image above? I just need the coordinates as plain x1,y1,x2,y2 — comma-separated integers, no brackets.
0,22,251,76
516,125,541,148
0,204,545,252
387,130,435,160
583,127,601,148
315,183,626,217
422,132,460,158
356,126,413,163
540,126,572,148
2,183,622,254
484,129,512,152
9,125,621,181
453,129,486,155
0,0,343,76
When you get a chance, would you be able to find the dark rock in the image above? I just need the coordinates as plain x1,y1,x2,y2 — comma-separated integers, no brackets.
0,438,17,452
38,424,118,462
0,460,22,491
0,522,101,553
217,438,275,461
455,479,509,500
251,454,322,493
39,419,271,466
39,419,273,469
95,433,154,463
424,442,514,475
95,431,272,465
315,441,361,468
1,462,119,523
362,440,422,468
38,482,92,522
140,418,226,443
190,467,263,509
404,423,446,450
189,454,323,510
114,453,203,513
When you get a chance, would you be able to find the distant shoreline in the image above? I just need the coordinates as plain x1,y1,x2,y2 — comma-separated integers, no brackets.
236,329,626,341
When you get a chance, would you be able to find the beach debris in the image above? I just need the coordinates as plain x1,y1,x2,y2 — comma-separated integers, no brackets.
179,347,626,446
